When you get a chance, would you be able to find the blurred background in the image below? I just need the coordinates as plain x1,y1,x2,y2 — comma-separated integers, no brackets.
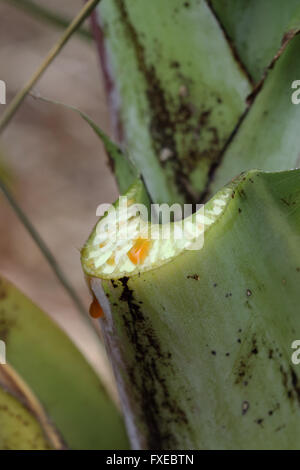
0,0,118,376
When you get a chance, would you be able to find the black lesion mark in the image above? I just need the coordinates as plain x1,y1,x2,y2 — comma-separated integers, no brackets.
251,337,258,355
234,335,258,385
239,189,247,199
268,403,280,417
279,365,300,406
280,194,298,207
113,276,189,449
255,418,264,426
235,359,247,384
187,274,199,280
268,349,273,359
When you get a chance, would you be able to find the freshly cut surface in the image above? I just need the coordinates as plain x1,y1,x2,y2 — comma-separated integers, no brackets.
81,180,232,279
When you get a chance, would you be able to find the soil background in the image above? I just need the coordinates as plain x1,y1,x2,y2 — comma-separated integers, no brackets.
0,0,118,379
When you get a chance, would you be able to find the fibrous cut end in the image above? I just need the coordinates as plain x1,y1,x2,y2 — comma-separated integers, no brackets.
81,181,232,279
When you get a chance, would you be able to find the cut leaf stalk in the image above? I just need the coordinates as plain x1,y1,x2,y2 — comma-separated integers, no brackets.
82,169,300,449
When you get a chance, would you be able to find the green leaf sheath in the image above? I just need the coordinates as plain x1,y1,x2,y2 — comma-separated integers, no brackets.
78,112,138,194
209,32,300,197
0,277,129,449
97,0,251,204
209,0,300,83
88,170,300,449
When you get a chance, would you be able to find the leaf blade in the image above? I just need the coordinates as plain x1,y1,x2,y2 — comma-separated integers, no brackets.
0,276,129,449
209,32,300,197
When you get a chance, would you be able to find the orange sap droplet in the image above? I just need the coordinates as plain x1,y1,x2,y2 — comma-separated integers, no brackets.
89,297,104,319
107,255,115,266
128,238,151,265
